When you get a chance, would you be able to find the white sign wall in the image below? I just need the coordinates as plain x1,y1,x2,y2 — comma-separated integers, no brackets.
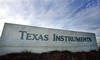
0,23,97,55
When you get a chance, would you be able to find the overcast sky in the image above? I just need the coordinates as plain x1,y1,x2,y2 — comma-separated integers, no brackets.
0,0,100,45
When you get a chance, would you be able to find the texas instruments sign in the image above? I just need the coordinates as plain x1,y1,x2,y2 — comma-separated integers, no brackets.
19,31,92,42
0,23,97,55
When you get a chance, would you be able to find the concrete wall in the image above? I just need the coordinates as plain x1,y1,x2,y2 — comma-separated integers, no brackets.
0,23,98,55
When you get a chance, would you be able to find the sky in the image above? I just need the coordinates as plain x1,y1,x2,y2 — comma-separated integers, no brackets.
0,0,100,45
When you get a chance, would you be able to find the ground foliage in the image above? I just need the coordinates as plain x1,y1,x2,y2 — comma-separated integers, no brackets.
0,48,100,60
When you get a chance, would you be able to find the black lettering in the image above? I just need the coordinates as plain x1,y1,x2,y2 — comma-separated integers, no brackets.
82,37,86,42
26,33,32,40
60,36,64,41
68,36,73,42
38,34,43,40
65,36,68,41
32,34,38,40
87,37,92,42
44,35,48,41
53,34,56,41
56,35,60,41
75,37,81,42
19,31,27,40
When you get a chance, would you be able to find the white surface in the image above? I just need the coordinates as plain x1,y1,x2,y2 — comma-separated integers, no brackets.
0,23,98,55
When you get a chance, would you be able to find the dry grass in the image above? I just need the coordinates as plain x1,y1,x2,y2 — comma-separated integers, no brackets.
0,49,100,60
